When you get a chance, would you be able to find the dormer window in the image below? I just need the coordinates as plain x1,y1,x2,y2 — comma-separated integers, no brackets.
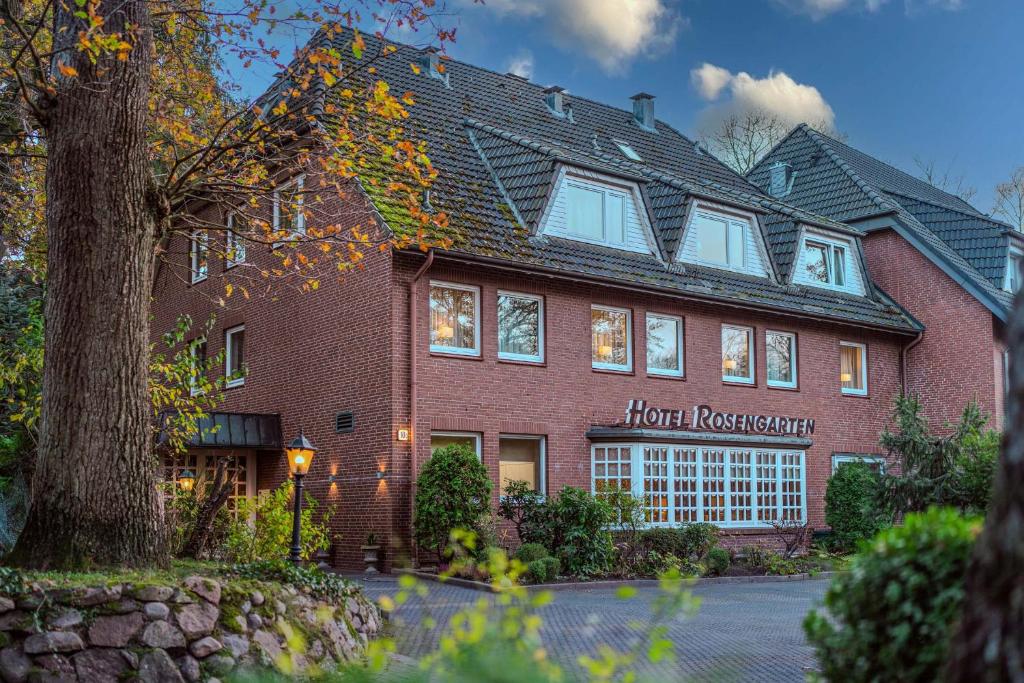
804,240,847,288
614,139,641,162
692,210,746,269
792,230,865,295
566,180,626,247
1008,249,1022,293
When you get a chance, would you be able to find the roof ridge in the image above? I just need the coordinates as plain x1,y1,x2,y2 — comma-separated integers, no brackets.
884,188,1014,230
800,125,897,214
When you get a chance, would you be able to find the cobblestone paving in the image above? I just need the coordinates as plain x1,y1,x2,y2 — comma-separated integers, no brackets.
353,576,827,682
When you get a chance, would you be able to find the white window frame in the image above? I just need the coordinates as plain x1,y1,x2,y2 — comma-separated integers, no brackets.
429,281,481,357
498,434,546,497
430,431,482,460
689,208,749,271
189,337,207,397
721,324,755,385
797,232,854,292
646,313,684,377
613,139,642,161
273,174,306,239
497,291,544,363
1006,248,1022,293
766,330,798,389
190,230,208,284
840,341,868,396
224,325,245,388
831,453,886,474
591,304,633,372
226,213,246,268
565,177,629,248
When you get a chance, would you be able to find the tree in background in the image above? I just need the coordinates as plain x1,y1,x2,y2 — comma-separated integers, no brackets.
993,167,1024,232
912,155,977,204
698,110,840,176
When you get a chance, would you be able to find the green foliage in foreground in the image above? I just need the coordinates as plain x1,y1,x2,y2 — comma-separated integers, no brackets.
804,507,980,682
824,461,887,552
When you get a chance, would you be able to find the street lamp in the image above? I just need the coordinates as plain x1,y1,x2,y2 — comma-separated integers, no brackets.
285,430,317,564
178,469,196,493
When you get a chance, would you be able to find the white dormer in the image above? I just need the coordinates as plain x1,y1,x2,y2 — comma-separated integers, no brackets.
1006,247,1022,294
676,202,770,278
538,167,656,255
792,228,866,295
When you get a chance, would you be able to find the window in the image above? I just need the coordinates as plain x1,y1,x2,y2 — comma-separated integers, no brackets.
497,292,543,363
832,453,886,474
429,282,480,356
646,313,683,377
225,325,245,388
430,432,481,459
226,214,246,268
803,239,847,287
273,175,306,238
592,305,632,371
840,342,868,395
189,338,207,397
766,331,797,389
566,180,627,247
163,453,255,513
190,230,208,283
1007,249,1022,293
613,139,642,161
592,445,806,527
691,210,746,269
721,324,754,384
499,436,545,496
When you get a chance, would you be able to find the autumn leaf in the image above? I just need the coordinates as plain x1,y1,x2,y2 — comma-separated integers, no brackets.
57,62,78,78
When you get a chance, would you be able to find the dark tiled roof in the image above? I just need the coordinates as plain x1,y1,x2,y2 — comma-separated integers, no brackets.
284,31,920,333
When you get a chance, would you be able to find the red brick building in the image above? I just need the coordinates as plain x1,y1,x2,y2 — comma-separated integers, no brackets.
152,34,1014,569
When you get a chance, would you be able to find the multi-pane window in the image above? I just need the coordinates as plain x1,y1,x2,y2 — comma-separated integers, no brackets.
691,210,746,269
190,230,208,283
430,432,481,459
840,341,868,395
766,331,797,389
643,446,671,523
429,282,480,356
1007,250,1022,293
672,448,700,524
226,214,246,267
832,454,886,474
499,436,545,495
593,446,632,501
497,292,543,363
566,180,627,247
163,453,254,514
722,324,754,384
273,175,306,237
225,325,245,388
189,338,207,397
592,305,632,371
646,313,683,377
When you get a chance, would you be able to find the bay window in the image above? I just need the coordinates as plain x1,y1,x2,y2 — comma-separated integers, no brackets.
499,436,545,495
840,342,868,395
592,305,632,371
722,324,754,384
429,282,480,356
766,331,797,389
646,313,683,377
497,292,543,363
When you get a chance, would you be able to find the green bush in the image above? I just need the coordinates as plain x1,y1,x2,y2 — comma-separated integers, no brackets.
526,556,561,584
224,481,332,563
514,543,550,564
639,523,719,562
739,545,769,570
0,567,25,595
764,553,798,576
954,427,999,512
414,444,493,559
638,527,686,558
680,523,719,560
804,507,980,682
824,461,887,552
705,547,730,576
497,480,546,541
540,487,614,578
224,560,356,602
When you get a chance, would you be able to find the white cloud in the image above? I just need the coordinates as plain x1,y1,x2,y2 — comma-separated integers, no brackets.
774,0,963,18
472,0,682,74
504,50,535,80
691,64,836,131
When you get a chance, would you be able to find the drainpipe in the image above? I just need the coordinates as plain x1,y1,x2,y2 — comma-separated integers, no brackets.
408,249,434,568
899,330,924,397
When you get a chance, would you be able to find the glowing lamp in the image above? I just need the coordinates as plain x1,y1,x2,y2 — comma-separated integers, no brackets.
841,372,853,383
437,323,455,340
286,431,317,476
597,344,613,359
178,469,196,493
723,358,737,371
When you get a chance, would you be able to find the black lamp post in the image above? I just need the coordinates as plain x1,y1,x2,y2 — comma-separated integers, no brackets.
285,430,317,564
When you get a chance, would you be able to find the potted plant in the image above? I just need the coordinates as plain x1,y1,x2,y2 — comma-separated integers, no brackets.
361,533,382,574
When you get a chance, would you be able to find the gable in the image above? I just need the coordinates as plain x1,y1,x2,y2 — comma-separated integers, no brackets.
675,201,770,279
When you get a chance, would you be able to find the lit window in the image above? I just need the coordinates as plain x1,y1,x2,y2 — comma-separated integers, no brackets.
225,325,245,388
613,139,642,161
1007,250,1022,293
430,432,481,459
190,231,208,283
226,214,246,268
273,175,306,238
803,239,847,288
692,210,746,269
840,342,868,395
566,180,627,247
722,324,754,384
497,292,543,363
189,338,207,397
592,305,632,372
499,436,545,495
766,331,797,389
646,313,683,377
429,282,480,356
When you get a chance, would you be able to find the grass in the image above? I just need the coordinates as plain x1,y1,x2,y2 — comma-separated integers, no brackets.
16,559,225,588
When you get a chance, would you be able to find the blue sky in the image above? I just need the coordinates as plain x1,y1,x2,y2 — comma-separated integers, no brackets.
231,0,1024,212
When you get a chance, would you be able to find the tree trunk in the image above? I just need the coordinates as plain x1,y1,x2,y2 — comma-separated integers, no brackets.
181,459,232,559
945,292,1024,681
8,0,164,568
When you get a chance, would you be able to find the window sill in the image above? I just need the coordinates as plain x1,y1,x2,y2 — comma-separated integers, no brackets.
497,357,546,368
189,276,208,286
841,391,871,399
592,367,634,376
722,378,757,388
224,380,245,390
429,350,483,361
647,372,685,381
767,383,799,392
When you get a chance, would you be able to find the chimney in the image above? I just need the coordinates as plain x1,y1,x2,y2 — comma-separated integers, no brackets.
419,47,448,85
768,162,796,198
631,93,655,131
544,85,567,117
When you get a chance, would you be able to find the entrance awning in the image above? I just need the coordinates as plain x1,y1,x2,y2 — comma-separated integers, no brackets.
586,427,812,449
157,412,282,450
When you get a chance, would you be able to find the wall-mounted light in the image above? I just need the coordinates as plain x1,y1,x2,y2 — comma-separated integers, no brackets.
327,474,337,484
376,470,388,480
397,428,410,442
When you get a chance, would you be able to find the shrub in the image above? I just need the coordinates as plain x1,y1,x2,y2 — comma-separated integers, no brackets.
526,556,561,584
515,543,550,564
639,523,719,562
414,444,493,559
638,527,686,558
804,507,980,682
953,427,999,512
544,487,614,578
705,547,730,576
680,523,719,560
824,462,887,552
225,560,356,602
764,553,798,576
740,545,769,570
497,480,546,541
0,567,24,595
224,481,332,563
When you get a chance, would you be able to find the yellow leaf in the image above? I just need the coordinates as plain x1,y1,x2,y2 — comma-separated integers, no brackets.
225,283,233,297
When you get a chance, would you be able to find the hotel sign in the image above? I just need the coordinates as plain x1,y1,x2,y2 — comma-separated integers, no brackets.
623,399,815,437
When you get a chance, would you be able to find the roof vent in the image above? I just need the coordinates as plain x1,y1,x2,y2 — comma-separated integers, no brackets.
631,93,655,132
335,411,355,434
544,86,566,117
769,162,796,198
419,47,449,87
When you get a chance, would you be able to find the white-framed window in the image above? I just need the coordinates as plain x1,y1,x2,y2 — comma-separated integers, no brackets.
225,325,245,388
163,452,256,514
190,230,208,283
499,435,546,496
566,179,627,247
273,175,306,238
1007,248,1022,294
840,341,868,396
646,313,683,377
592,305,632,372
429,281,480,356
189,337,207,397
613,139,642,161
497,291,544,363
832,453,886,474
722,324,754,384
691,210,747,269
801,237,848,288
430,432,482,459
592,444,806,528
226,213,246,268
766,330,797,389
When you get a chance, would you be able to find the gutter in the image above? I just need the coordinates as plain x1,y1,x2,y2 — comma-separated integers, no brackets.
899,329,925,397
408,249,435,568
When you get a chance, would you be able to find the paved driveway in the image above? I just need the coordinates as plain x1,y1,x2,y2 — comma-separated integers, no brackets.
354,576,828,682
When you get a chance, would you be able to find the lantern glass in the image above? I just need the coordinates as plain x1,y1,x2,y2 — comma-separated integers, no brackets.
178,470,196,492
285,432,317,476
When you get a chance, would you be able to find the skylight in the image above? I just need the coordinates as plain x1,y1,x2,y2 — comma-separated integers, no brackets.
614,139,641,162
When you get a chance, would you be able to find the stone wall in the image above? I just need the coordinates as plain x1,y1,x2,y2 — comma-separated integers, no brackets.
0,574,381,682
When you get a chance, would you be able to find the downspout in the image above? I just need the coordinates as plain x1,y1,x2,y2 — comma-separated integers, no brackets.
899,330,924,397
408,249,434,568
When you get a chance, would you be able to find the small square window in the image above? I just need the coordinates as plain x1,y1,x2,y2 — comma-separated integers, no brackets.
499,436,545,495
592,305,632,372
429,282,480,356
225,325,245,388
226,214,246,268
722,324,754,384
766,331,797,389
840,342,868,395
190,231,208,283
613,139,642,161
498,292,543,363
430,432,481,459
646,313,683,377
